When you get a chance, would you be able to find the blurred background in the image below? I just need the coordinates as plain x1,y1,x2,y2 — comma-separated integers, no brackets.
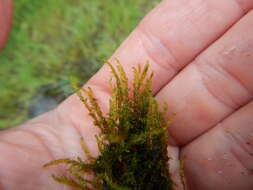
0,0,160,129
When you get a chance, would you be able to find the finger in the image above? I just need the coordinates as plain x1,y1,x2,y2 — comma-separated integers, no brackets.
0,0,12,50
156,10,253,145
181,101,253,190
88,0,253,94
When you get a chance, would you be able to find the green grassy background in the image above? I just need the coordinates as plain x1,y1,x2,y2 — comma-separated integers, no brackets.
0,0,160,128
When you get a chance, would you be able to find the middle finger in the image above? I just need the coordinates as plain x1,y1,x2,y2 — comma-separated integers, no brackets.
156,10,253,146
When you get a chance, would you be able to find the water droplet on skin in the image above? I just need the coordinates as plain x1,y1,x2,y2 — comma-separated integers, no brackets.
217,170,223,174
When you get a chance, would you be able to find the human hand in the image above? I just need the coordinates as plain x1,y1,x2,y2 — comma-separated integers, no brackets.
1,0,253,189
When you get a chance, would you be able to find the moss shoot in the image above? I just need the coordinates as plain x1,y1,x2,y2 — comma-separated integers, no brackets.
44,61,175,189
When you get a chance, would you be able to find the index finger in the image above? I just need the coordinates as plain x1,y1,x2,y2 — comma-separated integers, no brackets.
88,0,253,94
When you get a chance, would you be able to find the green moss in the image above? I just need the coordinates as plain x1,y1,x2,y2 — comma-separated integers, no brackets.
44,61,174,189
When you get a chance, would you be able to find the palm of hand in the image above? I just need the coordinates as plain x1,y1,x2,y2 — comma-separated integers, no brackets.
1,0,253,190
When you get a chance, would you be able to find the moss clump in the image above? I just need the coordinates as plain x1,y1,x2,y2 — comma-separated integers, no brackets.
44,61,174,189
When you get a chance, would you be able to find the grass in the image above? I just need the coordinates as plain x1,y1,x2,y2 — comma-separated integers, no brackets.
0,0,160,128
